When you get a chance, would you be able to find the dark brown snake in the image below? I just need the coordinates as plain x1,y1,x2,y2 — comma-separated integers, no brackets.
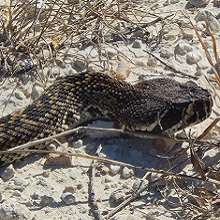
0,71,213,165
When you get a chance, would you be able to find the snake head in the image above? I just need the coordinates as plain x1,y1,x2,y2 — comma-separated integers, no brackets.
119,78,213,135
164,81,213,134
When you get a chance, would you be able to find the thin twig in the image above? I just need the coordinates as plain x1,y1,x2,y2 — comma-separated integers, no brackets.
0,149,219,187
88,161,103,220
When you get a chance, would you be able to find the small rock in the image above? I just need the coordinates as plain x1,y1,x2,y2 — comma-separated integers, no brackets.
12,178,29,191
160,49,173,59
73,59,87,72
214,0,220,6
96,165,109,176
208,16,220,33
110,190,127,205
37,177,48,187
121,167,134,179
49,66,61,77
165,0,179,4
147,57,157,67
106,49,117,58
174,42,193,55
104,183,111,190
195,11,220,33
42,171,50,178
22,82,33,98
109,165,121,175
40,195,55,205
77,183,83,190
72,139,83,148
186,52,202,64
188,0,210,7
132,179,149,191
61,193,76,205
182,31,194,40
12,190,22,197
31,192,40,200
44,154,72,167
15,90,26,100
163,33,176,41
196,21,206,31
0,164,15,181
0,200,32,219
67,0,80,4
31,84,44,100
63,186,76,194
167,195,181,207
132,40,142,48
105,176,114,183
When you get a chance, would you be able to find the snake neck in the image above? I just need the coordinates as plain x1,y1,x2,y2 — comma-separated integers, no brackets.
0,72,135,150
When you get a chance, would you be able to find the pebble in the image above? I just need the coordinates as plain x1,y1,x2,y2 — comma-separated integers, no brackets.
12,190,22,197
61,192,76,205
132,40,142,49
147,57,157,67
73,59,87,72
22,82,33,98
110,190,127,205
109,165,121,175
196,21,206,31
214,0,220,5
174,41,193,55
105,176,114,183
31,192,41,200
49,66,61,77
208,16,220,33
106,48,117,59
160,50,174,59
63,186,76,194
0,200,32,219
40,195,55,205
31,84,44,100
37,177,48,187
72,139,83,148
160,49,173,59
121,167,134,179
0,164,15,181
195,11,220,33
186,52,202,64
188,0,210,7
163,33,176,41
165,0,180,4
9,178,29,191
14,90,26,100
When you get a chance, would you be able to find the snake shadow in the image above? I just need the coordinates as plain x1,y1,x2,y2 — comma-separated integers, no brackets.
83,133,188,178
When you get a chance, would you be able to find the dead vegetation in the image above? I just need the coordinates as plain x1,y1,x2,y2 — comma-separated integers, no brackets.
0,0,168,82
0,0,220,219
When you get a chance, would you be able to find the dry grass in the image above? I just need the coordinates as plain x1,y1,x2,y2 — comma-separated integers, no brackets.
0,0,167,82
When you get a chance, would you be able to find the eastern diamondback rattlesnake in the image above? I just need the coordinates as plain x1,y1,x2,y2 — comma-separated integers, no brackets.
0,71,213,165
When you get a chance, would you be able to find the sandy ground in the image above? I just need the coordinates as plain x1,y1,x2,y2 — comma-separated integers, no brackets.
0,0,220,219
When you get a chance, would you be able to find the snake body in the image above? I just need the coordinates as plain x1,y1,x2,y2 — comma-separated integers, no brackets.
0,71,213,165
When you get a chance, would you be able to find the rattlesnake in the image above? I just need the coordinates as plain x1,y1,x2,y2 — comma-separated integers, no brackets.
0,71,213,165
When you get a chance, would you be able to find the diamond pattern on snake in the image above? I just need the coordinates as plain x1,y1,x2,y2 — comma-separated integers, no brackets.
0,71,213,165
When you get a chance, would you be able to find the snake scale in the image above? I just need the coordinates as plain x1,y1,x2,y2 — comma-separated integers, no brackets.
0,71,213,165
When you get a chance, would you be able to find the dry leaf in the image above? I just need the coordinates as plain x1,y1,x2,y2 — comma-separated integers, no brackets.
115,53,131,80
190,148,207,178
44,154,72,167
207,170,220,181
51,35,61,50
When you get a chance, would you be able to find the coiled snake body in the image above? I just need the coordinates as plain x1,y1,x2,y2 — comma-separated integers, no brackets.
0,71,213,165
